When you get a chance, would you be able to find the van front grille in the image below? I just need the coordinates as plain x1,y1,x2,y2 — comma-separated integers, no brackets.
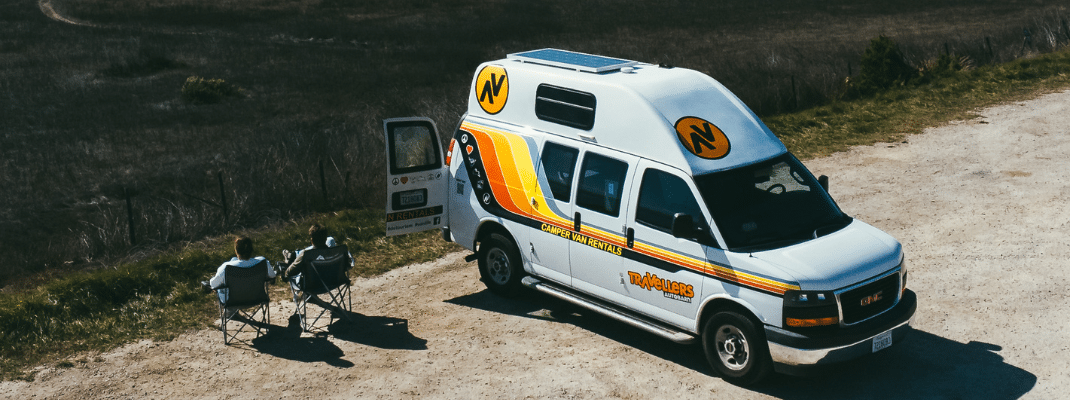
838,272,900,325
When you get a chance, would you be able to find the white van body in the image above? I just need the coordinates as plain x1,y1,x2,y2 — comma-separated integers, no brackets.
384,49,915,384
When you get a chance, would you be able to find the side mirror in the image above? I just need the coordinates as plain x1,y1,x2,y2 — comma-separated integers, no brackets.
818,175,829,192
671,213,696,239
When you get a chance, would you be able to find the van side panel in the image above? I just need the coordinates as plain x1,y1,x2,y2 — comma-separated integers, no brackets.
447,137,478,251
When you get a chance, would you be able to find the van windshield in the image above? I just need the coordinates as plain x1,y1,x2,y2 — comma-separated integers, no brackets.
694,153,850,252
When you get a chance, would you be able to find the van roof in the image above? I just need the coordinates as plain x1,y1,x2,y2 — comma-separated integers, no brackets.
466,49,787,176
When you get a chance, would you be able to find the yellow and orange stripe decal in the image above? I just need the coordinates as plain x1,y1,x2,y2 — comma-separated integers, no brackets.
459,120,800,296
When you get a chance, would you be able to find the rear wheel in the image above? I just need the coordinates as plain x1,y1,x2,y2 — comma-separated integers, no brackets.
478,232,524,297
702,310,772,386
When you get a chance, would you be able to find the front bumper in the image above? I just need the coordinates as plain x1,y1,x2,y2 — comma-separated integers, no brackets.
765,289,916,373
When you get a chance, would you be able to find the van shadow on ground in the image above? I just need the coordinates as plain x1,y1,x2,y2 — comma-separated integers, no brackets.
447,289,1036,399
246,311,427,366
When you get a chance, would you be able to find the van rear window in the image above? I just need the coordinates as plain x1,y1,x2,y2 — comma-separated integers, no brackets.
535,84,596,130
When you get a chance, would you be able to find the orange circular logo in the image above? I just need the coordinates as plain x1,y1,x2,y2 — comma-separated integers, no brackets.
476,65,509,115
675,117,730,160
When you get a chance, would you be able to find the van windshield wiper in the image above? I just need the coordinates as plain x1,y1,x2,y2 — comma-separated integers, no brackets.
811,216,853,239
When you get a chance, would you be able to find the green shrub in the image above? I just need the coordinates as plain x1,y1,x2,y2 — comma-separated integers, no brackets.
852,35,917,96
916,53,970,84
180,76,243,104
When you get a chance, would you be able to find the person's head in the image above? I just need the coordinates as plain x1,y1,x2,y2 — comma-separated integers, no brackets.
309,224,328,248
234,236,253,260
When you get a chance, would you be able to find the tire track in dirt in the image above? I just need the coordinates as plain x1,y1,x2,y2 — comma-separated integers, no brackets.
36,0,369,49
38,0,96,27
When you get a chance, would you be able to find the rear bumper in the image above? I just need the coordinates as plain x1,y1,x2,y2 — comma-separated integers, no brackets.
765,289,916,373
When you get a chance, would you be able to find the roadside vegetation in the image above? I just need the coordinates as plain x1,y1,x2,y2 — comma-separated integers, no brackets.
4,0,1070,380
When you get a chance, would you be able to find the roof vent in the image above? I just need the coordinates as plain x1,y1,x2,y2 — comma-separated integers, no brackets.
508,48,638,73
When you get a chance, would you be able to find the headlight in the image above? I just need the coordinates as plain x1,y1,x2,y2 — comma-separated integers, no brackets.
783,289,838,328
900,258,908,296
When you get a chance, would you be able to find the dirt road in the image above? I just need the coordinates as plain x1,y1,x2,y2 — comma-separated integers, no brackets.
5,90,1070,399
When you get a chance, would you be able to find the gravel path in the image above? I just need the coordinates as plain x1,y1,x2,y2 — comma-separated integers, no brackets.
5,90,1070,399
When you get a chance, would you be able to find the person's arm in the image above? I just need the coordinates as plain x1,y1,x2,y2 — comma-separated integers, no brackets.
285,251,306,278
208,264,227,289
264,258,277,279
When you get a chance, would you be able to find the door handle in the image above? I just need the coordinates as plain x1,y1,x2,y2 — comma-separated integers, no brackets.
574,212,581,232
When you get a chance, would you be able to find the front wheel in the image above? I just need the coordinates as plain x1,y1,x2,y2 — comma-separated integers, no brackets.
702,311,772,386
478,232,524,297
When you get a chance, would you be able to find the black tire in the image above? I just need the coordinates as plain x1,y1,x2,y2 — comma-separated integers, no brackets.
702,310,773,386
478,232,524,297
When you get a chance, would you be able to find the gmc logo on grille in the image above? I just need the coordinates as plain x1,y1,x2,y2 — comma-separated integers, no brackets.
860,291,883,306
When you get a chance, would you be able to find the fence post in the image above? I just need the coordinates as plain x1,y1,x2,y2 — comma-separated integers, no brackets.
848,61,852,77
319,159,328,208
790,75,798,110
986,37,993,59
125,187,136,245
944,42,950,56
343,171,351,204
217,171,228,226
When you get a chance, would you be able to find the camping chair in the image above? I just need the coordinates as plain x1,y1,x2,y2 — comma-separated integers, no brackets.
216,260,272,345
289,246,352,332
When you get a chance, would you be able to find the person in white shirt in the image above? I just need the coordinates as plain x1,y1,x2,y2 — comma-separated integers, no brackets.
208,236,275,311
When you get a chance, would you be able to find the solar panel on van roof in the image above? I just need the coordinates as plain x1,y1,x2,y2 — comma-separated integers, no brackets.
507,49,638,73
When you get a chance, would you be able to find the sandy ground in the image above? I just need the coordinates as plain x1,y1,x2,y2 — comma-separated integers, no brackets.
5,90,1070,399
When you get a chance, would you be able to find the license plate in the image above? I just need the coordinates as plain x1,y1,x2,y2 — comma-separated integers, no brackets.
872,330,893,353
400,190,425,206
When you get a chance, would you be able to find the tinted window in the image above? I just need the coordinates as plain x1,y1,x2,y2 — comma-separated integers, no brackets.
576,153,628,217
635,169,706,233
535,84,596,130
389,121,441,174
541,142,579,202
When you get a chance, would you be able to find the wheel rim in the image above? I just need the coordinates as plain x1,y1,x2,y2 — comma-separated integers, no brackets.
486,247,511,285
715,324,750,371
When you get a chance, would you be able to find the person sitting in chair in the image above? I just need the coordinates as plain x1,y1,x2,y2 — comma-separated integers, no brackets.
207,236,275,315
281,224,351,310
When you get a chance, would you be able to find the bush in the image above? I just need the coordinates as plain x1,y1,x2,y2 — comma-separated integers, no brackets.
916,53,970,84
180,76,243,104
852,35,917,96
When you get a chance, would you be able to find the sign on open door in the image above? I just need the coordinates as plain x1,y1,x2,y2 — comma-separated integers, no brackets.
383,117,448,236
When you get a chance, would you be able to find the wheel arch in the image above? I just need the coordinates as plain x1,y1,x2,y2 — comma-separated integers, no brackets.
697,295,766,335
473,219,513,251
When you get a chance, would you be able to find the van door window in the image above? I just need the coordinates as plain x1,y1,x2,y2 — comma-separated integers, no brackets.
388,122,442,174
576,153,628,217
541,142,580,202
635,169,707,234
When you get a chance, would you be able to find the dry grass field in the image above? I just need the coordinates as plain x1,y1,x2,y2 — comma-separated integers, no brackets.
2,0,1068,290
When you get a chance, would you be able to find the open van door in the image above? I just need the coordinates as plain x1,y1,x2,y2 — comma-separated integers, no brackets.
384,117,448,236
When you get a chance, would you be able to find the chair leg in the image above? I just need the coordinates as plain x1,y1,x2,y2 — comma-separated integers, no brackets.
220,304,229,345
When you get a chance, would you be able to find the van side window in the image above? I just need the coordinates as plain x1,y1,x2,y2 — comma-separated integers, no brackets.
576,153,628,217
535,84,597,130
635,169,706,233
541,142,579,202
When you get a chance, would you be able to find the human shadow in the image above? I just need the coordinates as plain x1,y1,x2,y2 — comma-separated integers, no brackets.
447,289,1037,399
249,314,354,368
326,310,428,350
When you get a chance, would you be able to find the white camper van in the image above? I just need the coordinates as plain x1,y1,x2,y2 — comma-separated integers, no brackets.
384,49,915,384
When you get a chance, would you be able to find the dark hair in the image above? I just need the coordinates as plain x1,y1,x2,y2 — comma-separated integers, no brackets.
309,224,328,247
234,236,254,259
